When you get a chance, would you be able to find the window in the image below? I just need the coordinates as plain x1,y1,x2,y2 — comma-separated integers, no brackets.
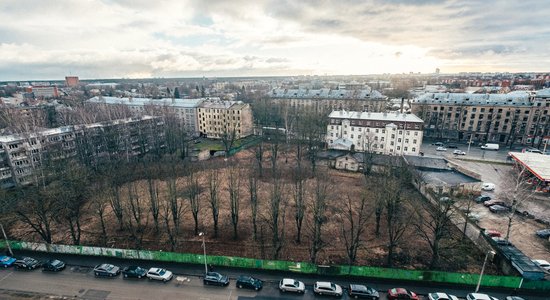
404,147,408,151
398,138,401,142
414,132,418,136
350,134,354,138
397,146,400,150
412,147,416,152
413,139,417,144
405,139,409,143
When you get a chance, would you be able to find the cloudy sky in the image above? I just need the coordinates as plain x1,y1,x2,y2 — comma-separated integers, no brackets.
1,0,549,80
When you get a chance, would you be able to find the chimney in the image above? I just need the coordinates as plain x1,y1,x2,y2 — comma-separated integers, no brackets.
400,97,405,113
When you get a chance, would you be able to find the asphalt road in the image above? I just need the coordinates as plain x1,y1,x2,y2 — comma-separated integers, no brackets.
420,140,523,161
0,249,546,300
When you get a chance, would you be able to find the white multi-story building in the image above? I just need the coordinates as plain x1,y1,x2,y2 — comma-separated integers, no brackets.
326,110,424,156
197,99,254,139
87,96,208,134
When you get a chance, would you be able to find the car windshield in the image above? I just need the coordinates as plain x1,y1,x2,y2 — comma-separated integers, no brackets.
330,283,336,290
106,265,114,271
1,257,10,262
158,269,166,276
52,260,61,265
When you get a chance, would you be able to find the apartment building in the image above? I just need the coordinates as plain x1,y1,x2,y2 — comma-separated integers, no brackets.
197,99,253,139
0,116,164,188
326,110,424,156
268,87,387,113
87,96,206,134
411,88,550,145
27,86,59,98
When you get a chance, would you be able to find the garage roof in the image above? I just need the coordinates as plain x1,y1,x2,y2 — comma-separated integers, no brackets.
509,152,550,181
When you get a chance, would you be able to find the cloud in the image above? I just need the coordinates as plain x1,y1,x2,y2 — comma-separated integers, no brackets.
0,0,549,80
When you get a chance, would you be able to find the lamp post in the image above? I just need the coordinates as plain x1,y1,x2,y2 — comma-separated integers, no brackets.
1,223,13,256
475,250,496,293
199,232,207,274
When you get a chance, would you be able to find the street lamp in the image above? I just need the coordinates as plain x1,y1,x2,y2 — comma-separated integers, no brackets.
475,250,496,293
1,223,13,256
198,232,207,274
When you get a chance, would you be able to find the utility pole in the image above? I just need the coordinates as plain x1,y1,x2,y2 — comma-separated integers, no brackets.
1,223,13,256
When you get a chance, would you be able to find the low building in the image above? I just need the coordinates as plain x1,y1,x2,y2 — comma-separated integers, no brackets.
0,116,164,188
87,96,206,134
326,110,424,156
28,86,59,98
65,76,80,87
197,99,254,139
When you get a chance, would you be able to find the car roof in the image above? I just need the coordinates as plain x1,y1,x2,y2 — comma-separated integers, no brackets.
282,278,299,284
149,267,162,272
350,284,368,291
467,293,493,300
533,259,550,265
316,281,333,288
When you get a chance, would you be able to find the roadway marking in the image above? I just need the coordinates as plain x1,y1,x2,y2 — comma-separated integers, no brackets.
0,271,13,283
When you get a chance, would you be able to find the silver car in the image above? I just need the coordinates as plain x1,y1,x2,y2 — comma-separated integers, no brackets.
279,278,305,293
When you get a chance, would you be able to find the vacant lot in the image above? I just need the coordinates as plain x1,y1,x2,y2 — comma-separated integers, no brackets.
8,146,490,272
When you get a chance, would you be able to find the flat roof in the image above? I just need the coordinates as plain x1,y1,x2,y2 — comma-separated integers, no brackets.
508,152,550,181
328,110,424,123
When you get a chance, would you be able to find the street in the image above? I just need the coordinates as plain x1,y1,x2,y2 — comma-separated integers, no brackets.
0,250,546,300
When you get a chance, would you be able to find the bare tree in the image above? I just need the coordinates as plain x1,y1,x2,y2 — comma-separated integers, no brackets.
167,177,184,240
124,182,149,249
252,141,264,177
221,124,237,157
248,169,259,241
309,178,330,263
12,187,55,244
270,137,280,176
499,164,535,241
147,175,161,233
339,194,371,265
228,165,241,239
109,184,124,231
292,166,307,243
207,170,221,238
414,189,457,268
186,171,202,236
89,186,109,246
265,177,286,259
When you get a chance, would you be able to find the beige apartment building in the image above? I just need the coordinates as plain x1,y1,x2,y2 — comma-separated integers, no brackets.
411,89,550,146
197,100,254,139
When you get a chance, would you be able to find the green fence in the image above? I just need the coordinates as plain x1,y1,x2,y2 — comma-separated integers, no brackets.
6,240,549,291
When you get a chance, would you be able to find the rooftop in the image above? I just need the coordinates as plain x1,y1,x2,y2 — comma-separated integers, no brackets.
413,91,532,106
328,110,424,123
269,88,385,99
508,152,550,181
88,96,210,108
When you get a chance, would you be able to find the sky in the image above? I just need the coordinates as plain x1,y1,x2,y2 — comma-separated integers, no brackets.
1,0,549,81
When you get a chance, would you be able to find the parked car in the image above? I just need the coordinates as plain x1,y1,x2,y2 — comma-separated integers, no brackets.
146,267,173,282
492,238,513,246
14,257,41,270
447,144,458,149
485,229,502,238
236,275,263,291
42,259,65,272
428,292,459,300
439,196,454,203
453,150,466,155
466,293,499,300
524,148,542,154
122,266,147,278
432,142,444,146
481,183,496,191
93,263,121,277
505,296,525,300
475,195,491,203
203,272,229,286
348,284,379,299
314,281,343,297
532,259,550,271
0,256,16,268
483,199,508,207
535,228,550,238
436,146,447,151
481,143,499,151
279,278,305,293
489,204,509,213
387,288,419,300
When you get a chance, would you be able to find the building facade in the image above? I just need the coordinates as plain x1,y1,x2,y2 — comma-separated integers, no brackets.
268,87,388,113
0,116,164,188
326,110,424,156
65,76,80,87
197,100,254,139
411,89,550,145
27,86,59,98
87,96,206,134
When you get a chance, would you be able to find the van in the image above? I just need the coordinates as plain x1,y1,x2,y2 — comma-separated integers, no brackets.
480,143,499,151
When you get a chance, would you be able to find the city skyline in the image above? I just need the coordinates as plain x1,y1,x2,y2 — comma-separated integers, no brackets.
1,0,549,81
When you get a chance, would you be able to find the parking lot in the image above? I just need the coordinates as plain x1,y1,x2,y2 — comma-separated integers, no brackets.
420,140,550,263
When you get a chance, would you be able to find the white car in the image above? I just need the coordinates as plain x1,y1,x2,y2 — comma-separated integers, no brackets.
429,292,459,300
279,278,305,293
532,259,550,271
453,150,466,155
314,281,343,297
146,267,173,282
481,183,496,191
466,293,500,300
436,146,447,151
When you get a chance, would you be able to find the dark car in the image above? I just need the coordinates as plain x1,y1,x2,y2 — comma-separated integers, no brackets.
93,263,121,277
42,259,65,272
14,257,41,270
236,275,263,291
483,199,508,207
432,142,444,147
536,228,550,238
489,204,509,213
475,195,491,203
122,266,147,279
348,284,380,299
203,272,229,286
447,144,458,149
